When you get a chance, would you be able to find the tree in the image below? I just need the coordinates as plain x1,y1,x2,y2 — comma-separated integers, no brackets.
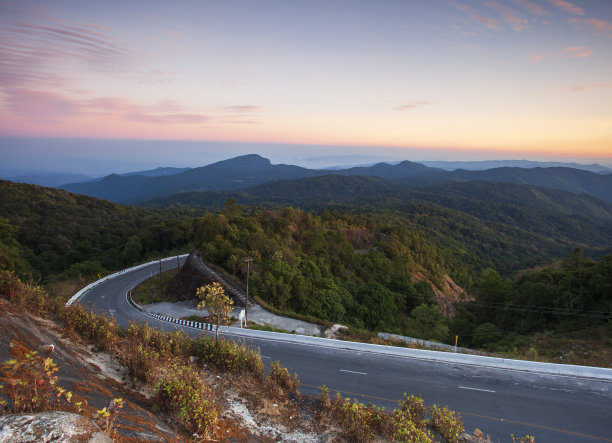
196,282,234,343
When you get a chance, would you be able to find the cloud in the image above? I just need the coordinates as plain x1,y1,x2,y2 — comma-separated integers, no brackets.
393,101,432,111
529,53,549,63
511,0,548,16
221,105,262,113
3,88,209,125
453,3,501,30
570,17,612,37
485,1,529,32
546,0,585,16
568,82,612,93
564,46,592,58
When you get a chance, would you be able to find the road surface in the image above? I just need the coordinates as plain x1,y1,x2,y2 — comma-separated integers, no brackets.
78,258,612,442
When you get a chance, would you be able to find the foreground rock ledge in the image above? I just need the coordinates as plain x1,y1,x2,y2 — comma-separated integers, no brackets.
0,411,111,443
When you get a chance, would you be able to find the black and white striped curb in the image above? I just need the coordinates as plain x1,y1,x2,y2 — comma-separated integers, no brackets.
126,288,218,332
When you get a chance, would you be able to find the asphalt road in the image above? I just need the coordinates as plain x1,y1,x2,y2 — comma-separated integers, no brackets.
79,259,612,442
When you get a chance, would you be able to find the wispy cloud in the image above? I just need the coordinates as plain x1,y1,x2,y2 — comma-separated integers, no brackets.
570,17,612,37
568,82,612,93
511,0,548,16
485,1,529,32
453,3,501,30
393,101,432,111
221,105,262,113
546,0,585,16
564,46,592,58
529,53,550,63
3,88,209,125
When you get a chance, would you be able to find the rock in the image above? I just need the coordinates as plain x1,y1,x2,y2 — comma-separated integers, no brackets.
0,411,111,442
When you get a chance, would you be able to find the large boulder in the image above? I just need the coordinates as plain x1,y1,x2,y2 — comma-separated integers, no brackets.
0,411,111,442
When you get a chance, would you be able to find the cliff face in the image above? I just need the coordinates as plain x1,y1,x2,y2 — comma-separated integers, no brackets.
166,249,251,306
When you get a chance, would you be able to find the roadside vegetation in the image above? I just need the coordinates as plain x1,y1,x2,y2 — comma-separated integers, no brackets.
0,270,508,442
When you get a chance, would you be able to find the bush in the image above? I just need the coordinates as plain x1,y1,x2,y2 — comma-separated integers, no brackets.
190,336,264,378
126,322,190,358
0,343,72,414
124,345,159,382
62,304,118,350
153,363,218,437
331,394,376,442
0,270,50,315
430,404,464,443
267,361,300,394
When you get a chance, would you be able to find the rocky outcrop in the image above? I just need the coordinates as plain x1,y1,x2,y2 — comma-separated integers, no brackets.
166,250,252,307
0,412,111,442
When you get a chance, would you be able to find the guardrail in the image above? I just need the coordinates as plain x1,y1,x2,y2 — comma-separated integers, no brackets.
67,254,612,381
66,254,190,306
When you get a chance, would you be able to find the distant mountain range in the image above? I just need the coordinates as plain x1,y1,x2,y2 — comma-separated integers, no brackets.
58,154,612,204
420,160,612,173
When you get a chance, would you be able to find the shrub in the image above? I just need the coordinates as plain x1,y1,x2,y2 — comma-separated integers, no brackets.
331,394,376,442
190,336,264,378
153,363,218,437
0,270,50,315
267,361,299,394
126,323,190,358
430,404,464,443
124,345,159,382
62,304,118,350
511,434,535,443
393,414,434,443
396,393,428,430
0,343,72,413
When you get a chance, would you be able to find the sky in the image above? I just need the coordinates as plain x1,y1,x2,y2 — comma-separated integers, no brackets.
1,0,611,174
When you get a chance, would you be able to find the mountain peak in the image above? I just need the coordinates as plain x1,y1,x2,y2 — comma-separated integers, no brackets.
213,154,271,169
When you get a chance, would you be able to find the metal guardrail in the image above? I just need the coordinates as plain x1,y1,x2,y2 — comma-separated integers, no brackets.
66,254,190,306
67,254,612,381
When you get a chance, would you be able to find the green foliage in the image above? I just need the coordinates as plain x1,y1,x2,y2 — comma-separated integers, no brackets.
0,180,196,280
430,404,464,443
62,304,119,350
0,217,28,275
455,250,612,351
190,336,264,378
196,282,234,343
153,363,218,437
194,206,452,338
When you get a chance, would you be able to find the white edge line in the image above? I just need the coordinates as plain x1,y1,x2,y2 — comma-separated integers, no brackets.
458,386,496,393
340,369,368,375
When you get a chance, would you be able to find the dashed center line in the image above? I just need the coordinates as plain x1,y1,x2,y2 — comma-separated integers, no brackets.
261,355,271,359
340,369,368,375
458,386,496,393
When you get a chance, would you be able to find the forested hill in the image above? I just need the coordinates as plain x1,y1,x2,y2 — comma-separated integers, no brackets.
58,154,612,204
0,180,198,279
141,175,612,275
442,166,612,203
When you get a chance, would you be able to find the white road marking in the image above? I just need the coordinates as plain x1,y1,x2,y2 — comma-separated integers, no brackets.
458,386,496,393
340,369,367,375
261,355,271,359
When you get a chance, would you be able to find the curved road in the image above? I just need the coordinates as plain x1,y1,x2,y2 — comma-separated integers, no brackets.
79,258,612,442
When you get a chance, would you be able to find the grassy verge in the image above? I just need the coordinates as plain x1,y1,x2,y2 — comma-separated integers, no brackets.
131,268,179,305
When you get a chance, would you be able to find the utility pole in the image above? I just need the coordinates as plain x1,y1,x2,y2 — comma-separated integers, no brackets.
159,257,162,299
243,258,253,326
177,254,180,271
